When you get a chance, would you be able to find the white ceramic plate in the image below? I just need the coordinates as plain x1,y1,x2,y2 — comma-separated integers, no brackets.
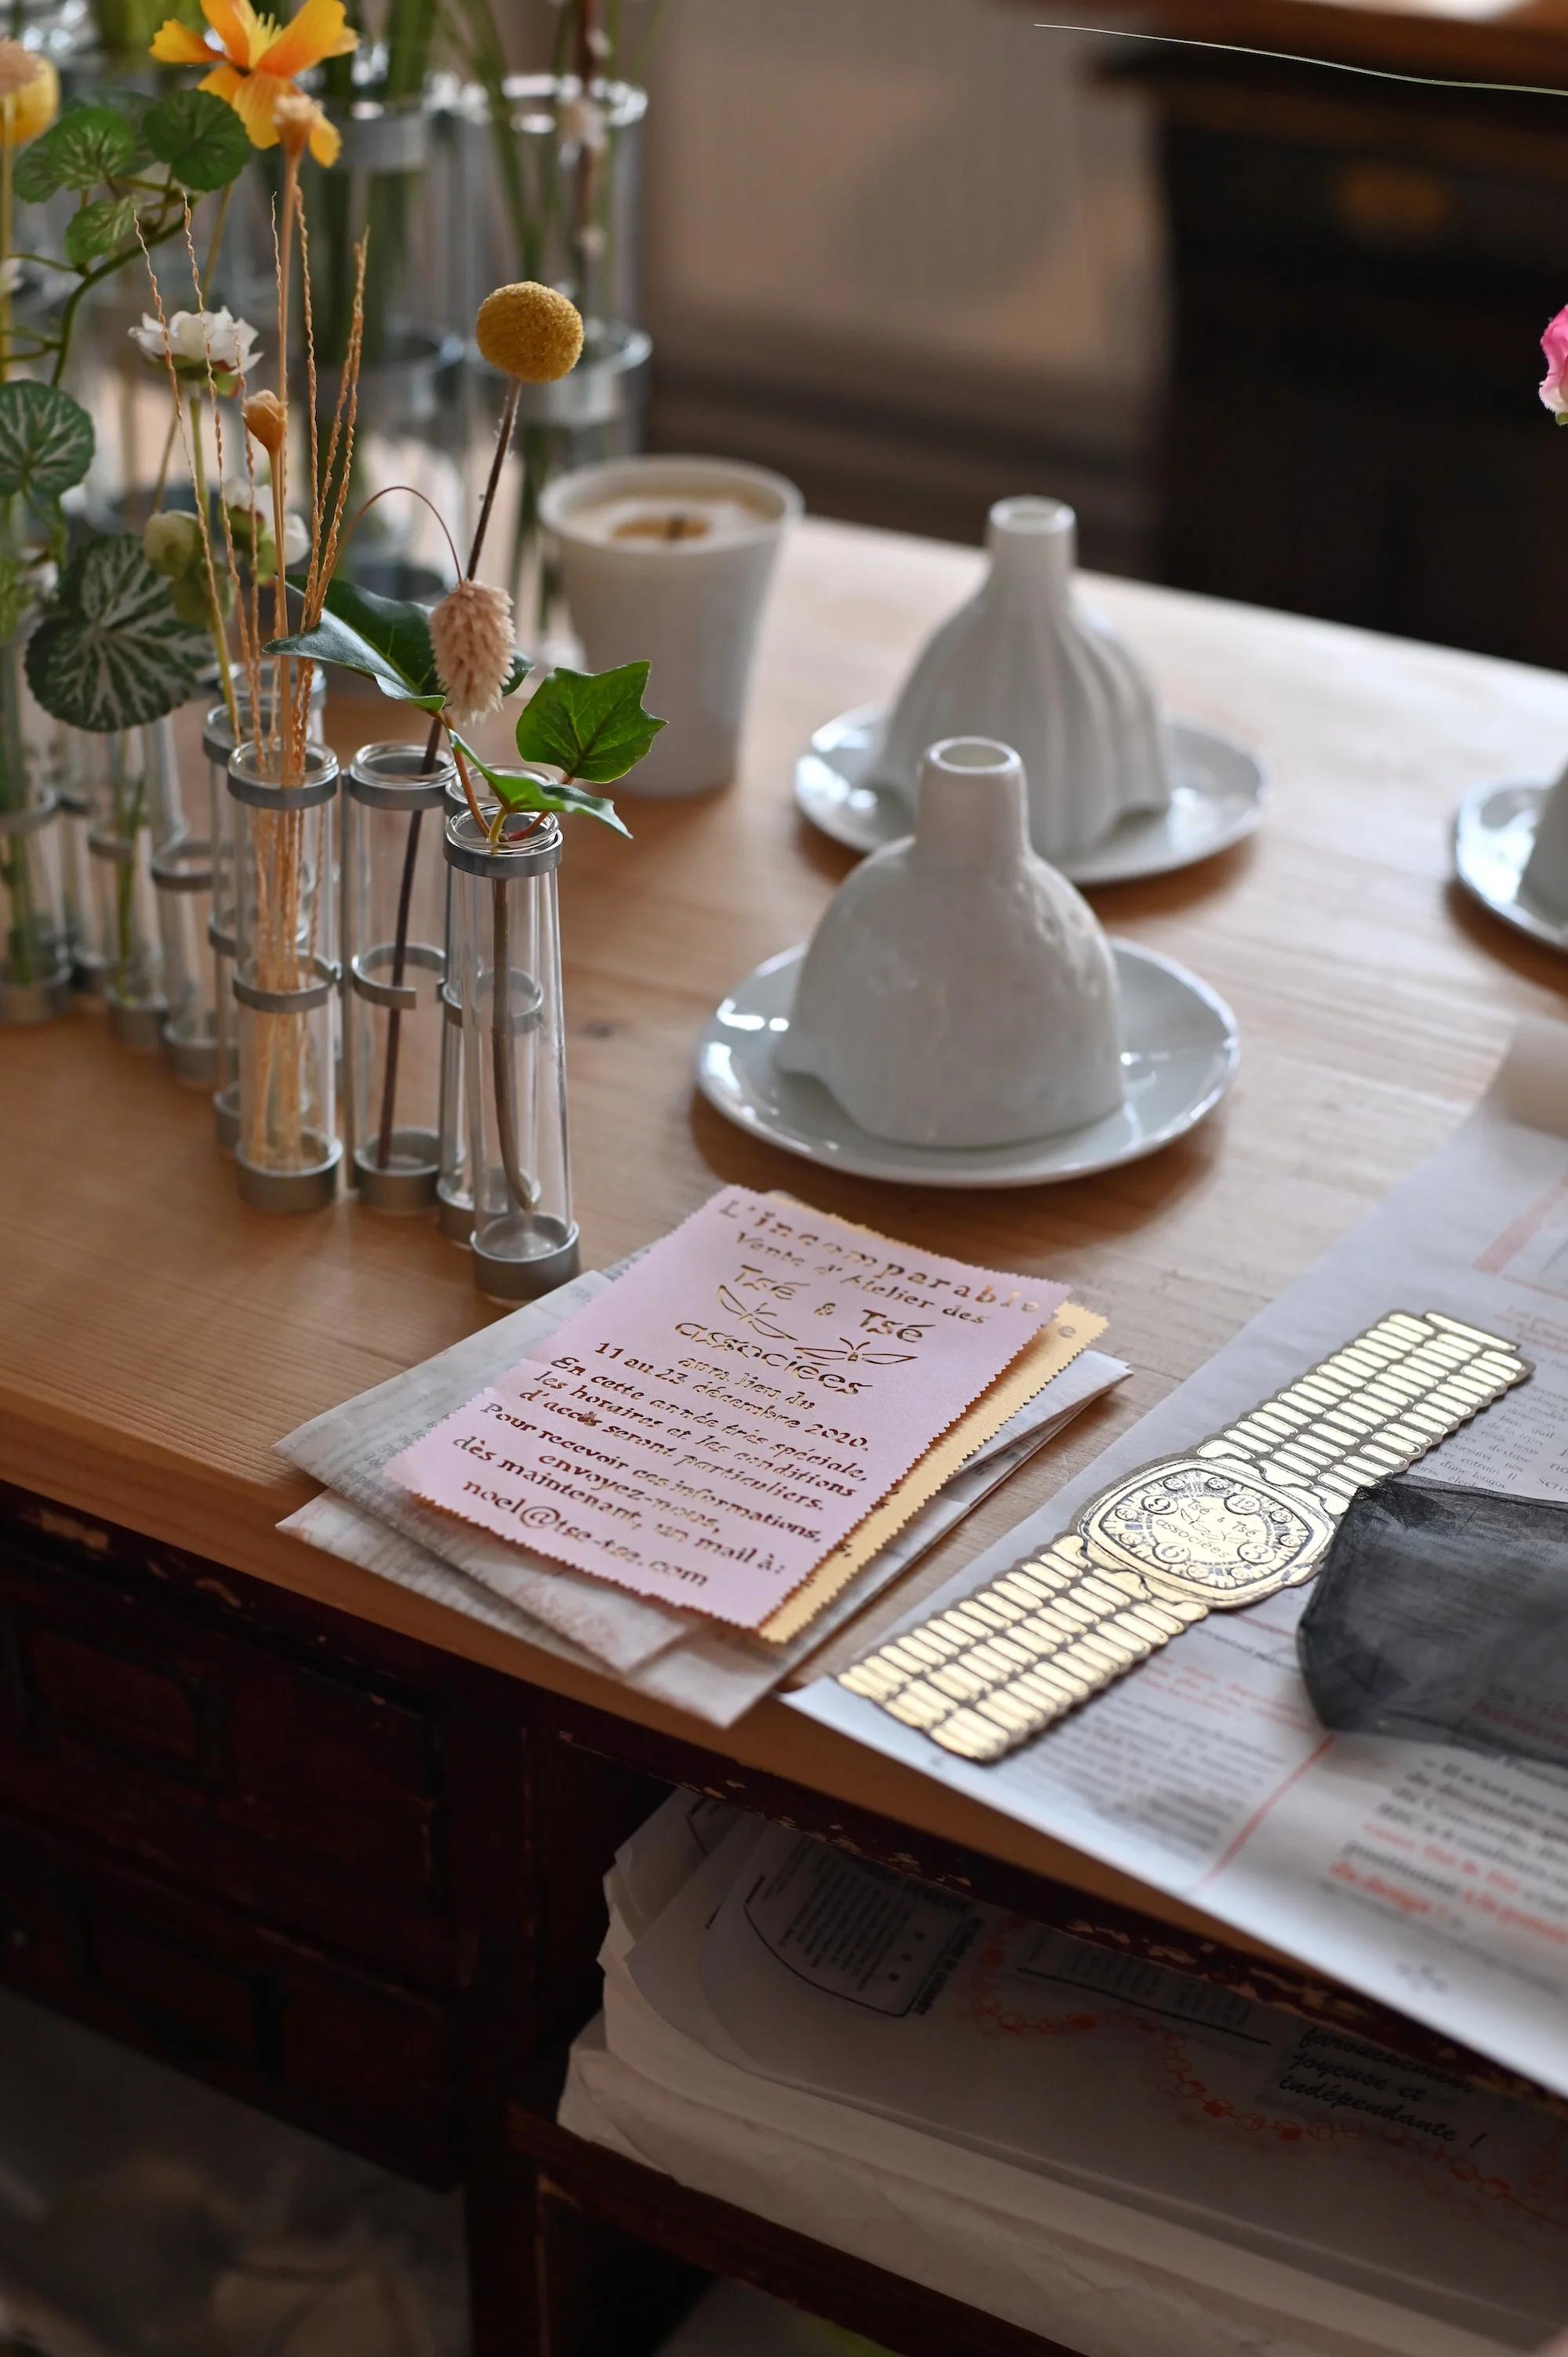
695,941,1238,1188
1453,780,1568,956
793,704,1266,883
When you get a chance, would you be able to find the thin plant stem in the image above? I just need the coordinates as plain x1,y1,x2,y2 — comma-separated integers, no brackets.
1,107,14,387
372,804,423,1171
421,375,519,768
489,871,535,1221
150,182,234,516
187,401,239,743
374,378,522,1186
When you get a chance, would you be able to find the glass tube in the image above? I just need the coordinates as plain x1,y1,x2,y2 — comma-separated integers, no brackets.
0,792,70,1026
0,634,69,1026
47,724,99,998
344,741,454,1212
144,714,215,1085
229,739,341,1213
445,805,577,1301
87,725,169,1051
436,772,470,1244
205,663,325,1149
453,74,649,652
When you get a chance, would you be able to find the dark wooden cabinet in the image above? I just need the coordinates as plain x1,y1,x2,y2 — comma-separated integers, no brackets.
3,1473,1555,2357
1135,55,1568,668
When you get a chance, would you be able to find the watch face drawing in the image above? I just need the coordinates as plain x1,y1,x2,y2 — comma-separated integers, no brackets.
839,1310,1532,1764
1082,1459,1338,1603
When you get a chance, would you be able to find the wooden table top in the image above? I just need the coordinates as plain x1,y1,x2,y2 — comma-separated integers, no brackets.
4,514,1567,1930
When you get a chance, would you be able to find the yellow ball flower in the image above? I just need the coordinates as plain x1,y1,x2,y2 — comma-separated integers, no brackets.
0,43,59,147
474,282,584,384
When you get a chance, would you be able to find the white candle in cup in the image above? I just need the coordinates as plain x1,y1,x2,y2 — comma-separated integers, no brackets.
539,456,802,798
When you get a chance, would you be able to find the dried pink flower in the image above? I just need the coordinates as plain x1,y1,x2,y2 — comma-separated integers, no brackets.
1543,307,1568,419
430,579,514,726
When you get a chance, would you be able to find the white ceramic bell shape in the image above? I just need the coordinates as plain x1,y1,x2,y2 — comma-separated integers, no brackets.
869,496,1174,861
778,737,1124,1148
1523,758,1568,920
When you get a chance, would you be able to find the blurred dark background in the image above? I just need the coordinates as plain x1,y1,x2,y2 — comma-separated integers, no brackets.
587,0,1568,670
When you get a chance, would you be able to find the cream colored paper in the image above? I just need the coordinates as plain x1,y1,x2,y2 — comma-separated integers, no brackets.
759,1305,1105,1642
389,1186,1068,1629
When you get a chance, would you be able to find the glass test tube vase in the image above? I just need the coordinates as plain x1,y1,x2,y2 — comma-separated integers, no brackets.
228,739,341,1214
436,775,470,1244
445,804,578,1301
86,722,175,1051
0,787,70,1026
344,741,454,1213
205,663,325,1150
151,713,219,1087
0,632,70,1026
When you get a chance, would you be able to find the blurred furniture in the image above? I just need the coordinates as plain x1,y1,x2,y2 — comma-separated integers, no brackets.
1130,0,1568,663
639,0,1162,572
5,518,1568,2355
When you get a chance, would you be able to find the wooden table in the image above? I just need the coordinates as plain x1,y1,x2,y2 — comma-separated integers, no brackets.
2,516,1566,2355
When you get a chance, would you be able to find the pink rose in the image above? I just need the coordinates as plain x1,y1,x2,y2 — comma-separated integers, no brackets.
1541,305,1568,416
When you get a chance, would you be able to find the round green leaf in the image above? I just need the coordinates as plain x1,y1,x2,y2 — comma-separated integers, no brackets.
64,192,138,268
144,88,252,191
25,536,211,731
0,382,94,504
13,106,140,202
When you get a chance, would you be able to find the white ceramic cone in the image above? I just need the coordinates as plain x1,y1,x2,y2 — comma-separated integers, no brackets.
777,736,1124,1148
1522,759,1568,920
869,496,1174,861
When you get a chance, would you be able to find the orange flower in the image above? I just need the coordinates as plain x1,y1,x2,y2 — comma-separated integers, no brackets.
150,0,356,166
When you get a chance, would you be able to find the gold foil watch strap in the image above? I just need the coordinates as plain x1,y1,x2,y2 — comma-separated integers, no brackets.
837,1530,1210,1761
1197,1310,1532,1516
837,1310,1530,1767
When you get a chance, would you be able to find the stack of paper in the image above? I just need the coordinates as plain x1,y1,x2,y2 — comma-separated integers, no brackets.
652,2280,895,2357
277,1189,1126,1727
564,1793,1568,2357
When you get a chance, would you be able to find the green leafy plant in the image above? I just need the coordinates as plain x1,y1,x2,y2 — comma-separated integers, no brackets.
6,89,254,388
26,534,210,731
0,380,95,989
272,578,661,834
0,380,94,556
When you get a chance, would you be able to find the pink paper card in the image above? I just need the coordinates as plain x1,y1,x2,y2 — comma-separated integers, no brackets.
387,1187,1065,1627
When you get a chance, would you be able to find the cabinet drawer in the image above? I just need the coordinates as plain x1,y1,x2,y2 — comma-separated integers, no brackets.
0,1816,459,2183
0,1540,452,1982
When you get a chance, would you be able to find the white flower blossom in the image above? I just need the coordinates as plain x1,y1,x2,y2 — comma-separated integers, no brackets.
129,307,260,387
220,479,310,573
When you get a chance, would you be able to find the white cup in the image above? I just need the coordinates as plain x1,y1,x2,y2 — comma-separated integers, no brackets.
539,455,802,797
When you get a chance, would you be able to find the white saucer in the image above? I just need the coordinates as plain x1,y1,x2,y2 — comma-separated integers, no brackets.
1453,780,1568,956
695,941,1238,1188
793,705,1265,884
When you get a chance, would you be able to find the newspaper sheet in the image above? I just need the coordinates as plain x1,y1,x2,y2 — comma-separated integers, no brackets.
790,1021,1568,2097
276,1274,1123,1726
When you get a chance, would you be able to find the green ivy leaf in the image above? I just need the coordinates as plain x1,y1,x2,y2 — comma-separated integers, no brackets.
452,735,631,838
512,661,664,786
0,382,94,505
64,193,138,267
143,88,252,192
25,535,210,731
269,574,528,710
13,105,140,202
